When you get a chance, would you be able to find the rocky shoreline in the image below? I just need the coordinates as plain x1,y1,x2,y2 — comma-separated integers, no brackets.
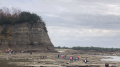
0,49,120,67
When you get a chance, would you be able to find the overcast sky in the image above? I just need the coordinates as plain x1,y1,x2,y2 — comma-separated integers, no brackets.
0,0,120,48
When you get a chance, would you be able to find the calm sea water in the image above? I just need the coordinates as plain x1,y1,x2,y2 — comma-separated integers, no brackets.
101,56,120,62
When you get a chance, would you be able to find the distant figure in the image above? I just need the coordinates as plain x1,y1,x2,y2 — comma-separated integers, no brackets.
6,50,8,53
74,58,76,61
23,50,25,53
11,50,13,53
65,55,66,58
21,51,23,53
9,50,11,55
43,55,44,59
30,51,32,55
105,62,109,67
85,59,87,64
72,57,74,61
40,56,42,59
78,56,79,60
59,54,61,57
70,57,72,62
45,56,47,58
62,56,64,58
58,54,59,59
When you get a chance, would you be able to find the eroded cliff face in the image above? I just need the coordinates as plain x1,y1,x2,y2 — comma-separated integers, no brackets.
0,22,57,52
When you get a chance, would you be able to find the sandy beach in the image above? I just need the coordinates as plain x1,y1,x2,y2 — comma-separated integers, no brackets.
0,49,120,67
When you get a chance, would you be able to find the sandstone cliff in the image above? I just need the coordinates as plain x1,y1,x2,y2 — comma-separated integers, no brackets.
0,22,57,52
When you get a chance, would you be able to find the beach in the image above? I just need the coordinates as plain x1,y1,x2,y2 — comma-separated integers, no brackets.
0,49,120,67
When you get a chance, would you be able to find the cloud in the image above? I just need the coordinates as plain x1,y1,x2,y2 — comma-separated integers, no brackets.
47,26,120,47
1,0,120,48
48,26,120,39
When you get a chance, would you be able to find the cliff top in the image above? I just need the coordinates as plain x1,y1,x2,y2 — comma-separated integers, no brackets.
0,7,46,26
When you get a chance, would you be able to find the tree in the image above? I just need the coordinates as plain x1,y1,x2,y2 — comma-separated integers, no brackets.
0,7,46,25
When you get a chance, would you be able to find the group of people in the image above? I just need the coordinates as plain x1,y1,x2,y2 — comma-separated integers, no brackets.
58,54,80,62
58,54,115,67
6,50,14,55
40,55,47,59
70,56,80,62
21,50,28,53
57,54,89,64
6,49,31,55
58,54,67,59
58,54,68,59
6,50,13,53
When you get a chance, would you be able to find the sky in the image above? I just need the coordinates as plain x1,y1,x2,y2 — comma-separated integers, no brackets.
0,0,120,48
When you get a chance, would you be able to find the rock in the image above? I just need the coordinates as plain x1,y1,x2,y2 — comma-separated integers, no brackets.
66,62,69,64
0,22,57,52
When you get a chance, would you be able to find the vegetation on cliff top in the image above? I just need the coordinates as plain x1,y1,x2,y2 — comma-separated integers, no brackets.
0,7,45,25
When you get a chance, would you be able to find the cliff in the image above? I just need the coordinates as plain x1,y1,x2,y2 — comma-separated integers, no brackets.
0,22,57,52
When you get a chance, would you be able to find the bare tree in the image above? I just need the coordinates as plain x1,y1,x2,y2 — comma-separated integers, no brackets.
2,7,10,17
11,7,21,18
0,9,3,13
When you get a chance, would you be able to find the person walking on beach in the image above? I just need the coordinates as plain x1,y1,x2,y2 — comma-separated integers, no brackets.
6,50,8,53
70,57,72,62
65,55,66,58
40,56,42,59
45,56,47,59
62,56,64,58
72,57,74,61
59,54,61,57
85,59,87,64
9,50,11,55
43,55,44,59
78,56,79,60
74,58,76,61
105,62,109,67
58,54,59,59
30,51,32,55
